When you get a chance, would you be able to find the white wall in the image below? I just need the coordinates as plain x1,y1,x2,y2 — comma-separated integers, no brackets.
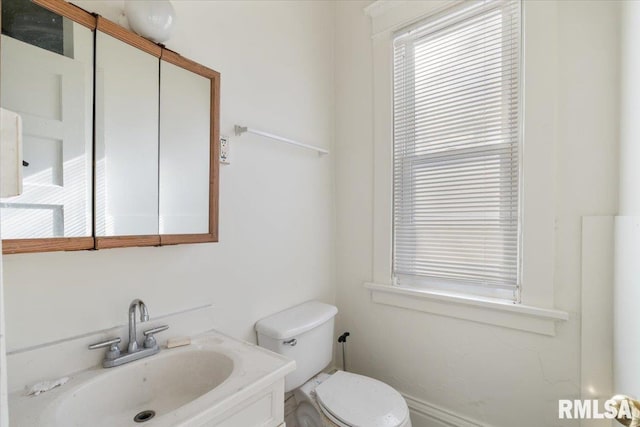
1,1,625,425
3,0,336,360
335,1,619,426
618,1,640,217
614,0,640,400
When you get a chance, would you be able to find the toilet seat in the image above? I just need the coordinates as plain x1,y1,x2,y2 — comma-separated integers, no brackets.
314,371,409,427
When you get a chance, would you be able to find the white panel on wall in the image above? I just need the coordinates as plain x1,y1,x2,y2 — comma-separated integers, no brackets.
0,238,7,427
614,217,640,399
581,216,614,427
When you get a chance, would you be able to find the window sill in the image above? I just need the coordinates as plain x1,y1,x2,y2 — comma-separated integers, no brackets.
364,282,569,336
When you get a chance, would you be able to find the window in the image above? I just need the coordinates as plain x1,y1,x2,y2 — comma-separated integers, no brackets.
2,0,66,56
392,0,521,301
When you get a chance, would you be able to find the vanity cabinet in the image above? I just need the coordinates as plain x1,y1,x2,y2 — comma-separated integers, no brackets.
0,0,220,253
205,381,286,427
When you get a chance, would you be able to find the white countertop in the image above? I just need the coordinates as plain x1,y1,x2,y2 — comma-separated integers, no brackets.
9,329,295,427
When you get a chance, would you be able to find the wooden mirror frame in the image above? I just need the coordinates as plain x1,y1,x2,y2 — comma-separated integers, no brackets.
158,49,220,247
1,0,96,254
1,0,220,254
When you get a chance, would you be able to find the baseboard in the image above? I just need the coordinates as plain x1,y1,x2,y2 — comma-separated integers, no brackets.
402,393,486,427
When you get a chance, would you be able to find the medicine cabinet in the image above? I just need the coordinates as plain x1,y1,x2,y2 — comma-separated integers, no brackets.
0,0,220,253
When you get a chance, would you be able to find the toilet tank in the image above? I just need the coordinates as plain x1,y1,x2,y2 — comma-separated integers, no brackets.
255,301,338,392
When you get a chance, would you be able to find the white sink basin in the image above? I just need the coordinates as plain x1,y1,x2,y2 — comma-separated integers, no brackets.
10,330,295,427
52,350,233,426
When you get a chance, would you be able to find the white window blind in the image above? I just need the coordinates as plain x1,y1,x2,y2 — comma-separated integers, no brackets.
392,0,521,301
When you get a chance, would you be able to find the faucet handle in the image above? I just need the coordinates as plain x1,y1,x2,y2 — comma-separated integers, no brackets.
143,325,169,337
143,325,169,349
88,337,121,350
88,337,121,361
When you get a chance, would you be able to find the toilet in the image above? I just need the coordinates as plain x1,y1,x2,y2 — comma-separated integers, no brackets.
255,301,412,427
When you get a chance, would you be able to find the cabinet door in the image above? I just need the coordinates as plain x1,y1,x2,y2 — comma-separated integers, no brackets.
94,29,160,243
159,59,211,237
0,0,94,251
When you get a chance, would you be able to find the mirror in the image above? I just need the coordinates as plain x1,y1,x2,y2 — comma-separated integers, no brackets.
94,29,160,240
159,59,211,236
0,0,93,243
0,0,219,254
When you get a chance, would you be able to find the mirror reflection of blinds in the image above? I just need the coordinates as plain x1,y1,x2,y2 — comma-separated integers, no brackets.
392,0,521,301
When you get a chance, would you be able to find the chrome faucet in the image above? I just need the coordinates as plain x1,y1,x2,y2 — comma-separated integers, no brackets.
89,298,168,368
128,299,149,353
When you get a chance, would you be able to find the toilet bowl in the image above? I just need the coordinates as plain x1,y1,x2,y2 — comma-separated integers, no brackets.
255,301,412,427
294,371,411,427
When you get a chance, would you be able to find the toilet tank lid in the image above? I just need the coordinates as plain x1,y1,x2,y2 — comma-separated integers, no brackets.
255,301,338,339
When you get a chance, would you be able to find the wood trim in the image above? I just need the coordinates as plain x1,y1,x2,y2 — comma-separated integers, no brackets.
0,0,95,255
161,49,219,79
209,72,220,242
159,48,220,247
160,233,216,246
96,16,162,58
2,237,94,255
32,0,96,29
0,8,220,253
95,235,160,250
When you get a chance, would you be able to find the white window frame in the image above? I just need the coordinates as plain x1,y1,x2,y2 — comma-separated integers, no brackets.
391,0,523,302
365,0,568,335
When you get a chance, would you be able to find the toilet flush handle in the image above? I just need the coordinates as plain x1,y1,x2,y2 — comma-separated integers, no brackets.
283,338,297,346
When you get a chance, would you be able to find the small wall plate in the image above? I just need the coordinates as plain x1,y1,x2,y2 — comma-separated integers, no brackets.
220,135,230,164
